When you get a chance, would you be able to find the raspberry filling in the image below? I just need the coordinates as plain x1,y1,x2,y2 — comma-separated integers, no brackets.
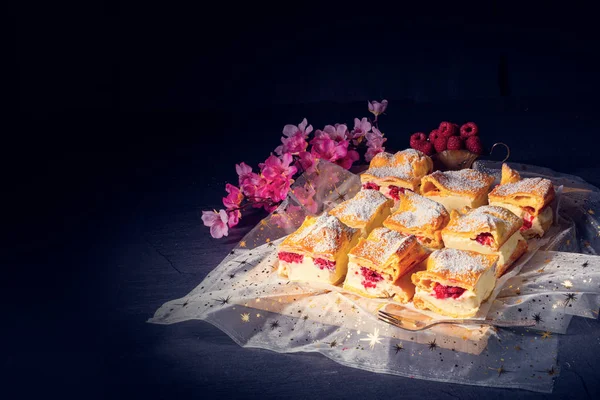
433,282,466,299
521,212,534,231
362,182,380,191
314,258,336,271
475,232,494,247
388,185,406,200
359,266,384,289
278,252,304,264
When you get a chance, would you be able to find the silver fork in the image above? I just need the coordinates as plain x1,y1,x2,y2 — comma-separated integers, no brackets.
378,310,536,332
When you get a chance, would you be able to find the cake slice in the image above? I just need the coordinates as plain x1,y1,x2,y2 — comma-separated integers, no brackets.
383,190,450,249
329,189,394,237
441,205,528,277
488,163,555,239
277,214,360,285
420,169,495,212
412,248,498,318
361,149,433,200
343,228,428,303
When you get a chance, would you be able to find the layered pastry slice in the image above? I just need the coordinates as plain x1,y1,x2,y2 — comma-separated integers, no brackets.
343,228,428,303
329,189,394,237
421,169,495,212
277,214,360,285
383,190,450,249
441,205,528,277
412,248,498,318
361,149,433,200
488,163,555,239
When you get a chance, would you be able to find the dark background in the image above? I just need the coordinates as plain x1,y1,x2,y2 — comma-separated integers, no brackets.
11,2,600,398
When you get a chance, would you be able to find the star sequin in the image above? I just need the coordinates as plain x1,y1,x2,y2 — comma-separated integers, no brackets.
215,296,232,306
514,345,522,351
229,273,236,279
582,261,589,268
327,340,338,348
561,280,573,289
360,328,382,349
241,313,250,322
533,313,543,324
428,339,437,351
547,366,558,376
491,364,508,377
270,320,280,330
541,331,553,340
563,293,577,307
240,241,247,247
394,343,404,354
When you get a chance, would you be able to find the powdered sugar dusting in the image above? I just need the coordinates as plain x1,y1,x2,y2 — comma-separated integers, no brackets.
352,227,413,266
492,177,553,198
365,163,413,179
298,214,357,256
391,191,447,229
426,169,493,194
332,189,389,223
451,205,518,232
430,248,489,276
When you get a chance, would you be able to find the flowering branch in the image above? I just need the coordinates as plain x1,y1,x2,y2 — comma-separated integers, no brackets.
201,100,389,238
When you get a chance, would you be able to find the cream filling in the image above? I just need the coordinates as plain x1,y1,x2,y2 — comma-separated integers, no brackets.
425,193,487,213
279,256,342,284
344,262,398,298
442,231,524,268
414,265,496,317
489,201,553,237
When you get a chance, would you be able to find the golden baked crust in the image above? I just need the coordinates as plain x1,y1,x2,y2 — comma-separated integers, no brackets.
348,227,428,281
421,169,495,200
279,214,358,260
442,205,523,249
500,163,521,185
488,166,555,215
329,189,393,232
411,248,497,292
383,191,449,249
495,238,528,277
360,149,433,191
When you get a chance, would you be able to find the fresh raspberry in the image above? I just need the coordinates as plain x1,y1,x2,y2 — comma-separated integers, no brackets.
360,266,383,289
429,129,442,143
446,136,463,150
521,214,534,231
465,136,483,154
415,141,435,155
475,232,494,246
438,121,455,137
433,283,466,299
388,185,405,200
433,136,448,152
278,252,304,263
409,132,427,148
460,122,479,138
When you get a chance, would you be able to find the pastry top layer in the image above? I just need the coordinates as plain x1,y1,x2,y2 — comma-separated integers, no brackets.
361,149,433,187
384,190,449,234
348,227,421,278
412,248,497,291
443,205,523,248
488,164,555,214
329,189,393,229
280,214,358,260
421,169,495,199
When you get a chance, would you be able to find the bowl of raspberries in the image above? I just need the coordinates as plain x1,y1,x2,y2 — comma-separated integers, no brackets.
410,121,483,171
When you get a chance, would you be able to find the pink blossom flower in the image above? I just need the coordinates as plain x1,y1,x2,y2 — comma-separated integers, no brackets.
266,175,293,202
320,124,349,142
227,209,241,228
201,209,229,238
310,136,348,163
275,132,308,155
260,153,297,181
271,204,303,230
293,184,318,214
282,118,313,138
297,151,317,174
236,162,252,180
336,149,360,170
350,117,372,145
368,99,388,120
222,183,244,210
239,172,265,198
365,127,387,162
